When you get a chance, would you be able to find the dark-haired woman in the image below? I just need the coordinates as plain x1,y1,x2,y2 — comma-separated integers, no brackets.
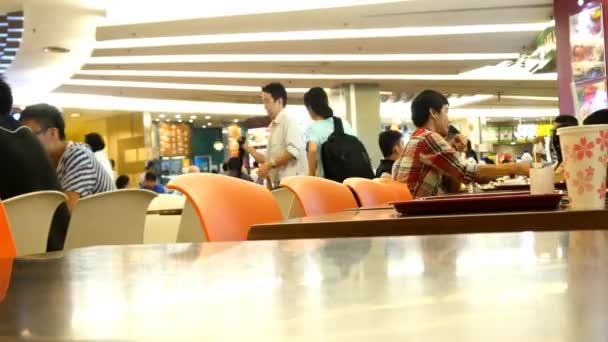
303,87,356,177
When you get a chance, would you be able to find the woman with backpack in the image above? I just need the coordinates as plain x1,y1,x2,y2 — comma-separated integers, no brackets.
304,87,373,181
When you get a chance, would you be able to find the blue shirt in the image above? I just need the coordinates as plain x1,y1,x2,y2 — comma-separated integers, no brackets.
305,117,356,177
141,184,166,194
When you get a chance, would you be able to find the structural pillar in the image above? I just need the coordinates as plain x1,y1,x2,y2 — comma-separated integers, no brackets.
330,84,383,167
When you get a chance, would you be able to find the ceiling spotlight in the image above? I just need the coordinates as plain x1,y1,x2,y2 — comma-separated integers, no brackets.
43,46,70,54
233,119,239,123
177,119,183,123
205,115,211,120
175,114,182,119
190,115,196,119
70,113,81,118
207,122,212,125
159,113,166,118
202,125,207,128
189,119,194,123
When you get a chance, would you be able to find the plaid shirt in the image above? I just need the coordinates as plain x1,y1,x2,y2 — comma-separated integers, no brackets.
394,128,477,198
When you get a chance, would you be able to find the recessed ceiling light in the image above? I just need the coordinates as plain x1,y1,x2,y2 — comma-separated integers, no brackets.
190,115,196,119
70,113,81,118
189,119,194,123
205,115,211,120
159,113,166,118
202,125,207,128
96,21,554,49
233,119,239,123
43,46,70,54
207,122,212,125
175,114,181,119
88,53,521,64
177,119,183,123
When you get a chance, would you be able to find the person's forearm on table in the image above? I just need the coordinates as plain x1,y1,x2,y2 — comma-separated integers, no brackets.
475,163,528,183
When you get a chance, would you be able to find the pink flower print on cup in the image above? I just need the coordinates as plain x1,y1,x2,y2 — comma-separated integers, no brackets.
574,137,595,160
598,181,606,200
596,130,608,152
572,166,595,195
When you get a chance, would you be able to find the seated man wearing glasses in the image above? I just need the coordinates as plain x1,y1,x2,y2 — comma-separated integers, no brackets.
20,104,115,212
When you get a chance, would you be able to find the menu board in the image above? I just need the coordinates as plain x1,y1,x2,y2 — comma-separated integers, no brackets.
576,81,608,118
158,123,191,156
570,6,606,83
482,126,499,142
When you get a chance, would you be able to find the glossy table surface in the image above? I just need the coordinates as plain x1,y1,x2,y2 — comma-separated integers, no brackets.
1,230,608,341
248,207,608,240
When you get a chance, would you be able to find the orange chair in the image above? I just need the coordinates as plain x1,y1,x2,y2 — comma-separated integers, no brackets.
167,174,283,242
344,178,397,207
374,178,413,202
0,201,16,258
280,176,358,216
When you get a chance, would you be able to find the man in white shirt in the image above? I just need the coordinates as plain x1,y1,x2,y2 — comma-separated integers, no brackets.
246,83,307,188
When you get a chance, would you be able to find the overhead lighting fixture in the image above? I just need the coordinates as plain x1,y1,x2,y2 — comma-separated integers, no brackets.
46,93,279,115
207,122,212,125
102,0,407,25
190,115,196,119
175,114,181,119
95,21,554,49
233,119,239,123
159,113,166,118
43,46,71,54
188,119,194,123
213,141,224,151
205,115,211,120
77,70,557,81
88,53,520,64
63,79,308,93
177,119,183,123
70,113,81,118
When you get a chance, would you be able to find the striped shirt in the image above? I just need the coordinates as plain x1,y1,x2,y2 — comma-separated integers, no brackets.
394,128,477,198
57,142,115,197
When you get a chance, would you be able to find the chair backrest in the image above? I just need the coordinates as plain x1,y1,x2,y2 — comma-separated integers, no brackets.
373,178,413,202
144,194,185,244
167,174,283,242
3,191,67,256
64,190,157,250
280,176,358,216
272,188,305,219
343,178,397,207
0,201,16,258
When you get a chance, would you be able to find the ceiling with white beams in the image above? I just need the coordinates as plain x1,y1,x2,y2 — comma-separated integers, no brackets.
4,0,558,118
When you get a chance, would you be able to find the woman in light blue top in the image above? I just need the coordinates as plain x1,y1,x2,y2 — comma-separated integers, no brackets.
304,87,356,177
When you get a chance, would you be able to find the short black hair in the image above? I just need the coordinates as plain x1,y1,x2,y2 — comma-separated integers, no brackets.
583,109,608,125
84,132,106,152
115,175,130,189
303,87,333,118
144,172,157,182
378,130,403,157
262,82,288,106
0,78,13,117
19,103,66,140
411,90,449,127
554,115,578,127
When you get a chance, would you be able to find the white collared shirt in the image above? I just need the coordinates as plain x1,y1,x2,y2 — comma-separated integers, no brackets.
266,109,307,187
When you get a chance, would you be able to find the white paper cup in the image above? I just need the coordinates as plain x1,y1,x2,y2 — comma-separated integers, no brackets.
530,166,555,195
558,124,608,210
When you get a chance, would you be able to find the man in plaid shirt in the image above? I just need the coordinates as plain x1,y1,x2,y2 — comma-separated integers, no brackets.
394,90,530,198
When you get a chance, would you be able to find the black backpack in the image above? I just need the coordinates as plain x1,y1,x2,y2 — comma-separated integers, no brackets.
321,117,374,183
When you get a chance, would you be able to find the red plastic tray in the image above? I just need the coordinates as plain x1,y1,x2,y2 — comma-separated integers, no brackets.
392,193,564,216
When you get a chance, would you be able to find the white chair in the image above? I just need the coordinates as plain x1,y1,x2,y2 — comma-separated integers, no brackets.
64,189,158,250
144,194,185,244
272,188,304,220
175,199,207,243
3,191,67,256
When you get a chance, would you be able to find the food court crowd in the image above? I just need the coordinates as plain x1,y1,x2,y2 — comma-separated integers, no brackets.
2,77,608,252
